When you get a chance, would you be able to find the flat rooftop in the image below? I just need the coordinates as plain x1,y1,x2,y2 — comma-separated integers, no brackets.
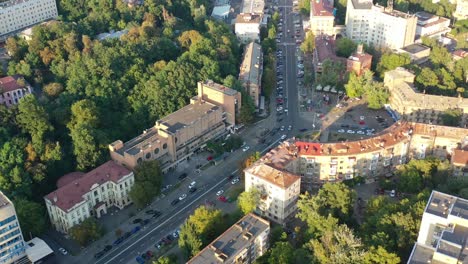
239,42,262,86
240,0,264,14
401,44,430,54
201,80,239,96
114,127,160,156
425,191,458,218
188,213,269,264
158,101,220,134
408,244,435,264
350,0,372,9
311,0,334,17
245,162,300,189
415,11,436,22
236,13,262,23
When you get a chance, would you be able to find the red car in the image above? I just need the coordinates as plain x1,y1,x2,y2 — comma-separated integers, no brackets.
359,121,365,125
207,156,213,161
217,195,227,202
146,250,153,258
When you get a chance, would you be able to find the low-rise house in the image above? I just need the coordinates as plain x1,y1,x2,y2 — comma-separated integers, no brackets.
414,11,451,40
44,161,134,234
235,13,262,43
346,44,372,76
397,43,431,64
0,75,33,108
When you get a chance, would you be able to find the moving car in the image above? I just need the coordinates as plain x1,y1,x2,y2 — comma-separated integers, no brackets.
280,134,287,140
179,194,187,200
242,146,250,152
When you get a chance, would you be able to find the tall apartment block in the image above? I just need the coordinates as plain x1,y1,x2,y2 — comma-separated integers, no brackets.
109,81,241,172
310,0,335,36
0,0,58,41
239,42,263,109
345,0,417,49
408,191,468,264
0,192,26,264
188,213,270,264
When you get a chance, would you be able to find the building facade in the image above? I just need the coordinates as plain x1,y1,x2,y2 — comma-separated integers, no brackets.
235,14,262,43
414,11,450,40
0,75,33,108
245,162,301,225
0,0,58,41
452,149,468,177
188,213,270,264
0,192,26,264
408,191,468,264
313,35,346,77
345,0,417,49
346,44,372,76
44,161,134,234
239,42,263,109
385,68,468,127
109,81,241,171
310,0,335,36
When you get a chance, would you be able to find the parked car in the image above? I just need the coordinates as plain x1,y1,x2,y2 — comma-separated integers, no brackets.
390,190,396,197
136,256,145,264
242,146,250,152
103,245,112,252
231,178,240,184
140,219,150,226
179,194,187,200
178,173,188,180
189,181,196,189
152,211,162,218
347,130,355,134
171,199,180,206
131,226,141,234
132,218,142,224
189,187,197,193
113,238,124,246
94,251,105,259
145,210,155,215
216,190,224,196
338,129,345,133
218,195,228,202
280,134,287,140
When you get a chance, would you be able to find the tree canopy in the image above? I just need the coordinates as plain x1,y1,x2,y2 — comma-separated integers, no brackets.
336,38,357,58
129,160,163,208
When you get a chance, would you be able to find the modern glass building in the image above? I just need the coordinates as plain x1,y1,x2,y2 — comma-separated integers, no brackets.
0,192,26,264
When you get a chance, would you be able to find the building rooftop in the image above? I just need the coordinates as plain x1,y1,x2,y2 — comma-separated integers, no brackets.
314,36,345,65
311,0,334,17
158,101,220,134
0,75,29,93
453,49,468,59
401,44,430,54
452,149,468,166
112,126,160,156
240,0,264,14
188,213,269,264
415,11,437,22
235,13,262,23
350,0,372,9
201,80,239,96
0,191,11,210
44,161,132,212
211,4,231,18
239,42,262,86
259,141,297,169
25,237,53,263
245,163,300,189
408,243,436,264
348,52,372,63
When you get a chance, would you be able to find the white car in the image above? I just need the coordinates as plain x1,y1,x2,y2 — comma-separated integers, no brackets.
189,181,196,189
284,109,288,113
347,130,355,134
337,129,345,133
360,116,365,120
231,178,240,184
179,194,187,200
242,146,250,152
357,130,365,135
288,125,292,131
390,190,396,197
216,190,224,196
58,248,68,255
280,134,287,140
280,126,285,131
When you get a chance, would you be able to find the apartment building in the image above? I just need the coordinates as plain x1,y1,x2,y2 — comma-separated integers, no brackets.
313,35,346,76
44,161,135,234
408,191,468,264
0,75,33,108
188,213,269,264
235,13,262,43
451,149,468,177
414,12,451,40
239,42,263,109
310,0,335,36
346,44,372,76
244,161,301,225
385,68,468,127
345,0,417,49
0,192,26,264
0,0,58,41
109,81,241,171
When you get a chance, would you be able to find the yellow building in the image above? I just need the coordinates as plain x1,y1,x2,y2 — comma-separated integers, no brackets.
239,42,263,109
109,81,241,171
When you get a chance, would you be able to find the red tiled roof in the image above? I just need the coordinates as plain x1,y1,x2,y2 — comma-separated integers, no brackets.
452,149,468,166
453,50,468,58
348,52,372,63
44,161,132,212
311,0,334,17
56,172,85,188
246,163,300,189
0,76,26,93
296,141,322,155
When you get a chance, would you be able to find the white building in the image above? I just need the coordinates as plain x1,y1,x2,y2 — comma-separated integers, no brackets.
345,0,417,49
310,0,335,36
211,4,231,20
244,162,301,225
44,161,135,234
0,0,58,41
240,0,264,14
0,75,33,108
414,12,450,40
0,192,26,264
239,42,263,109
408,191,468,264
235,13,262,43
454,0,468,20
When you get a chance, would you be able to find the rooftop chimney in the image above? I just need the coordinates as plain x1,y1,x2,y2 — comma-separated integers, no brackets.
356,44,364,54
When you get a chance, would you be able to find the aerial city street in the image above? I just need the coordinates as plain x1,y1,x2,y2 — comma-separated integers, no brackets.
0,0,467,263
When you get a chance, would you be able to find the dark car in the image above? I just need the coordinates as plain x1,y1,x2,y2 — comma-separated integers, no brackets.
189,187,197,193
94,251,105,259
131,226,141,234
178,173,188,180
136,256,145,264
299,128,307,132
341,124,350,128
145,209,155,214
171,199,179,206
103,245,112,252
228,174,234,180
152,211,162,218
140,219,150,226
113,237,124,246
166,235,174,241
123,231,131,239
132,218,142,224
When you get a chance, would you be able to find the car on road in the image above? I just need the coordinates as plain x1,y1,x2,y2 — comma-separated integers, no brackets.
280,125,285,131
347,130,355,134
179,194,187,200
189,181,196,189
242,146,250,152
231,177,240,184
94,251,105,259
189,187,197,193
58,248,68,255
288,125,292,131
216,190,224,196
171,199,179,206
338,129,345,133
390,190,396,197
140,219,150,226
178,173,188,180
280,134,287,140
152,211,162,218
132,218,142,224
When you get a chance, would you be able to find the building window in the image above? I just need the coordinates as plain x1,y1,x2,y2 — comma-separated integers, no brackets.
163,143,168,149
137,158,142,164
145,153,151,159
154,148,159,154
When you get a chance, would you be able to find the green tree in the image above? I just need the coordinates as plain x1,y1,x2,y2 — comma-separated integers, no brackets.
69,218,104,246
336,38,357,58
179,222,202,259
129,160,163,208
268,242,295,264
415,67,439,90
298,0,311,15
237,187,261,215
14,198,48,238
363,246,400,264
300,32,315,54
376,53,411,78
314,182,356,220
153,255,178,264
397,169,424,194
366,82,389,110
317,59,345,87
43,83,64,98
441,108,463,127
296,192,339,237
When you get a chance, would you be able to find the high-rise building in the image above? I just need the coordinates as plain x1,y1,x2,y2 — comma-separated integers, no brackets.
0,192,26,264
408,191,468,264
345,0,417,49
0,0,58,41
188,213,270,264
310,0,335,36
239,42,263,109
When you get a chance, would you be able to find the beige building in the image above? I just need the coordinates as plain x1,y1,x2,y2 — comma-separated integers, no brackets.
239,42,263,109
385,68,468,127
235,14,262,43
109,81,241,171
408,191,468,264
345,0,417,49
415,12,451,40
44,161,135,234
245,161,301,225
188,213,270,264
0,192,26,264
0,0,58,41
346,44,372,76
452,149,468,177
310,0,335,36
0,75,33,108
